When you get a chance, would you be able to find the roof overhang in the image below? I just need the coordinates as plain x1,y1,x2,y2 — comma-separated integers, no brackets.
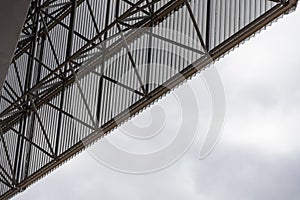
0,0,31,92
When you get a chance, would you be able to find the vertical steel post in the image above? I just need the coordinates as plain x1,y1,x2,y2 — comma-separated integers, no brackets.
21,0,41,181
96,0,113,123
55,0,77,156
206,0,211,51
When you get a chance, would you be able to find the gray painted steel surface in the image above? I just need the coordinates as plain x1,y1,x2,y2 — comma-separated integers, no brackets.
0,0,31,92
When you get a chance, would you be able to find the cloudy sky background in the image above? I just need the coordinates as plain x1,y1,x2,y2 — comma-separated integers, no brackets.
14,6,300,200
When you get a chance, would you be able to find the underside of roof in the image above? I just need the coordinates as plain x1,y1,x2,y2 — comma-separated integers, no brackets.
0,0,31,93
0,0,298,199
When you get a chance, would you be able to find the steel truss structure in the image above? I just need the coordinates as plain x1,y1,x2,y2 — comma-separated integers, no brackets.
0,0,298,198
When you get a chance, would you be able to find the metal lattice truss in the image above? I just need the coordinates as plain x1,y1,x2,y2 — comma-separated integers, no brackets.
0,0,298,198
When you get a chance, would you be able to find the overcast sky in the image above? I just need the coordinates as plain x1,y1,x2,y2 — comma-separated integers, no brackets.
13,6,300,200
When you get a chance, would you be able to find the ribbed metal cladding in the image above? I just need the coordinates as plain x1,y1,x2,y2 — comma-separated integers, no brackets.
0,0,297,198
